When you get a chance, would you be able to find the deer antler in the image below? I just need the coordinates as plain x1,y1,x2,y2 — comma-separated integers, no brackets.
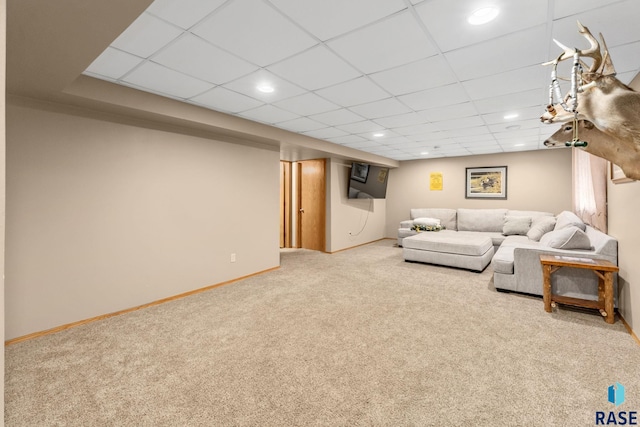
549,21,602,74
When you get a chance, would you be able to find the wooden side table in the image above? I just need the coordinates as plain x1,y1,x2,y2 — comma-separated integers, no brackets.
539,254,619,324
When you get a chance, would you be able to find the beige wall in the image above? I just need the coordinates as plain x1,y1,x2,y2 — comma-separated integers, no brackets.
1,0,6,419
327,159,387,252
6,99,281,340
608,179,640,337
608,74,640,338
385,149,573,236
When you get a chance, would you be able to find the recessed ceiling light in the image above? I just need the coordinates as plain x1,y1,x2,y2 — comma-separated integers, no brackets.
373,132,385,137
256,83,275,93
514,143,525,147
504,113,519,120
420,151,429,155
468,7,499,25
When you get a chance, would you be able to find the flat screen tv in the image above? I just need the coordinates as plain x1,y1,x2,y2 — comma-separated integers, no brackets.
347,162,389,199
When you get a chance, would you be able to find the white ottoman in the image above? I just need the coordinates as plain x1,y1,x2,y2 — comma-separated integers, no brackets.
402,231,494,272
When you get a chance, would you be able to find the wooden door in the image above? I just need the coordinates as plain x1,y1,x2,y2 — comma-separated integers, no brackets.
279,161,292,248
298,159,326,252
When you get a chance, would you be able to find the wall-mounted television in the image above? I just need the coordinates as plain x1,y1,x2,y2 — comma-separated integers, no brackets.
347,162,389,199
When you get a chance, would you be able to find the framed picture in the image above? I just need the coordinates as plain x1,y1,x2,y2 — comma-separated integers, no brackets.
610,162,635,184
351,162,369,183
465,166,507,199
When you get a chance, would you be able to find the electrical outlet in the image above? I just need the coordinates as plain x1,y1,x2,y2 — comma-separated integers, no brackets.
230,253,236,263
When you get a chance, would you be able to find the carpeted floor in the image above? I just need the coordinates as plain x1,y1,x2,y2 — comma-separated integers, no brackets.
5,239,640,426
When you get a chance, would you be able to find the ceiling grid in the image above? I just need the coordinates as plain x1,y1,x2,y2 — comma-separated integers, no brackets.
83,0,640,161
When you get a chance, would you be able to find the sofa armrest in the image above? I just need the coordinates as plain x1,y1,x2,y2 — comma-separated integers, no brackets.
512,246,615,297
400,220,414,229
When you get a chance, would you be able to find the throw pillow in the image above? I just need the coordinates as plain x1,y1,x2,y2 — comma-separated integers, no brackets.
540,226,592,250
554,210,587,231
527,216,557,241
502,216,531,236
413,217,441,227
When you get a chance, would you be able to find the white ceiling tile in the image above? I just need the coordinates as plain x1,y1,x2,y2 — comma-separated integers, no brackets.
432,115,485,132
474,88,545,114
122,61,212,99
552,2,640,52
445,26,548,81
222,69,305,103
481,106,544,125
398,83,469,111
239,105,299,124
492,129,540,142
309,108,365,126
439,125,492,138
269,0,406,41
392,123,440,136
418,102,478,122
462,65,547,100
377,136,413,146
335,121,385,134
315,77,389,107
609,41,640,75
327,134,368,145
410,132,451,143
553,0,621,19
618,71,640,86
277,117,328,133
358,130,402,141
274,93,340,116
147,0,227,29
268,45,361,90
190,87,262,113
111,13,183,58
468,147,504,155
192,0,317,67
415,0,549,52
457,136,498,145
303,127,349,139
349,98,412,119
152,34,258,84
491,120,545,135
328,11,438,74
373,112,428,129
369,56,457,95
84,47,144,80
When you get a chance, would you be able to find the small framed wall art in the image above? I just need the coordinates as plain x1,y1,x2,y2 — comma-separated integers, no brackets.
465,166,507,199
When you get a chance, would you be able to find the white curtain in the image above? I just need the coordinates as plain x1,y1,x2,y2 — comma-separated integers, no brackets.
572,149,608,232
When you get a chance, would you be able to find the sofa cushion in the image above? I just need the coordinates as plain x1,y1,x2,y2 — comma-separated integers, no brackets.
527,216,557,241
410,208,457,230
540,226,592,250
554,210,586,231
507,210,554,219
414,217,441,227
402,231,492,256
457,208,507,232
502,216,531,236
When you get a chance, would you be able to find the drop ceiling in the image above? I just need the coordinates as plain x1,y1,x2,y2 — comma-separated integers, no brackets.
83,0,640,161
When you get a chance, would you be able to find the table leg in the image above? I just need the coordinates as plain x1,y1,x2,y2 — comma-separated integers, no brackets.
598,274,605,304
604,271,615,324
543,264,552,313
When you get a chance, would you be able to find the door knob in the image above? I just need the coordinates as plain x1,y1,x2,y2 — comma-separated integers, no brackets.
299,208,304,213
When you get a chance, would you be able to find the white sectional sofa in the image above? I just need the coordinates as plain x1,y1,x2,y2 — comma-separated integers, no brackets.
397,208,618,301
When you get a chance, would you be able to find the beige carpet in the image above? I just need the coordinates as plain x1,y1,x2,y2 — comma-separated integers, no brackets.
5,239,640,426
